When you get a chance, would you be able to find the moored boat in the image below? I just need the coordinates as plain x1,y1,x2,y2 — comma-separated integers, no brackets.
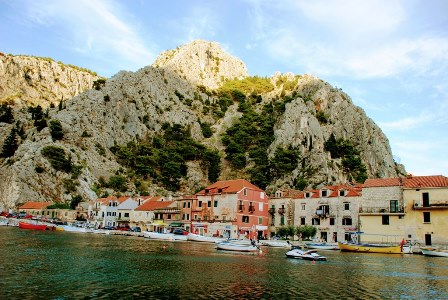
63,225,91,233
144,231,174,241
305,242,339,250
216,241,260,252
338,242,402,254
285,248,327,261
421,248,448,257
261,240,291,248
18,221,48,230
187,233,226,243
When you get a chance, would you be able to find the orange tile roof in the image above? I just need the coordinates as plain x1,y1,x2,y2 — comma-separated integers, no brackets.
196,179,263,195
19,201,53,209
135,201,174,211
403,175,448,188
363,178,402,188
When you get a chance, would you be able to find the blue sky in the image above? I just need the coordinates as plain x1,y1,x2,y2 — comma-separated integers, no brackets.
1,0,447,177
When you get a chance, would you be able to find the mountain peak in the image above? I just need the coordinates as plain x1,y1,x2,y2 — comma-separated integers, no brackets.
152,40,248,89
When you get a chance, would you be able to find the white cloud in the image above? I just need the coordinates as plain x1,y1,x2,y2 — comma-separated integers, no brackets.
379,114,434,131
23,0,153,73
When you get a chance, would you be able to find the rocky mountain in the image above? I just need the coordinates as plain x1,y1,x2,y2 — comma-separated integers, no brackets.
0,40,405,209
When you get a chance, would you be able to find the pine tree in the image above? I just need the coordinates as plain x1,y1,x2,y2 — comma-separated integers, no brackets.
1,128,18,158
0,104,14,124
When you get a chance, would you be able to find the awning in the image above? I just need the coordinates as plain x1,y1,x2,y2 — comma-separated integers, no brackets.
169,222,183,227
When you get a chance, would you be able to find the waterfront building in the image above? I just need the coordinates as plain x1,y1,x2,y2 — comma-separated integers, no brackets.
176,195,199,232
358,178,405,244
18,201,54,217
90,196,119,228
293,185,362,243
116,196,139,228
403,175,448,246
132,197,180,232
195,179,269,240
269,189,302,236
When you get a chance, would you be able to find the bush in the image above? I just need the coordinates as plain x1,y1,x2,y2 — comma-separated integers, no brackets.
49,119,64,141
108,175,127,192
0,104,14,124
199,122,213,138
41,146,72,172
1,128,18,158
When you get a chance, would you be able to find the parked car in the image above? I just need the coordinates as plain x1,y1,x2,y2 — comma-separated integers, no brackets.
172,228,188,235
103,226,116,230
130,227,141,232
116,226,130,231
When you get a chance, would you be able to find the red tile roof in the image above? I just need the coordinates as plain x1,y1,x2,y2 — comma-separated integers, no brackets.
403,175,448,188
363,178,402,188
19,201,53,209
196,179,263,195
135,201,174,211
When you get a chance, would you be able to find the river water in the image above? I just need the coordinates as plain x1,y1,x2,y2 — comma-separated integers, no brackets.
1,227,447,299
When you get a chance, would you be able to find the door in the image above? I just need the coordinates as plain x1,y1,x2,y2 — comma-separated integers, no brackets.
320,232,328,242
422,193,429,207
333,232,338,242
425,234,432,246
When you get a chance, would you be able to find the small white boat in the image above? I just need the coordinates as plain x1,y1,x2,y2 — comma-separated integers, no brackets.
261,240,291,248
187,233,226,243
305,242,339,250
421,248,448,257
144,231,174,240
63,225,92,233
285,248,327,261
216,241,260,252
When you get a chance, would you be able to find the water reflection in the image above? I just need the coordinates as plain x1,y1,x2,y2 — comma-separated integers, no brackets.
1,227,448,299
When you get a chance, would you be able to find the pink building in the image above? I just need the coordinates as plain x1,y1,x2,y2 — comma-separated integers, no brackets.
196,179,269,239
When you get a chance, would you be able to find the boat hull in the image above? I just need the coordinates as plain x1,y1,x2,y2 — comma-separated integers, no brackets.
421,248,448,257
216,242,259,252
188,233,226,243
144,232,174,240
306,243,339,250
261,240,291,248
19,222,48,230
338,242,402,254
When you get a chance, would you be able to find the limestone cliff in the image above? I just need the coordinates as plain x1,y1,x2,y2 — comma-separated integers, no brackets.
0,41,405,209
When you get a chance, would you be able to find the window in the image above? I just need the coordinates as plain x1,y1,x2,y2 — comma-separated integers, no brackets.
322,190,328,197
423,212,431,223
339,190,345,196
330,218,335,225
423,193,429,207
382,215,390,225
342,218,352,225
242,216,249,223
198,201,202,207
390,200,398,213
214,201,218,208
259,202,263,211
223,216,226,221
182,214,186,220
300,217,306,225
167,214,172,220
260,192,264,199
186,214,190,220
305,192,310,198
188,202,191,208
259,217,263,224
301,204,306,210
244,188,247,196
218,188,222,193
194,214,198,220
124,213,129,218
280,216,285,226
208,201,212,207
183,202,186,208
312,218,320,225
344,203,350,210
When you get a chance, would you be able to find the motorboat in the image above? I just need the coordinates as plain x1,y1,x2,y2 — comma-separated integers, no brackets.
261,240,291,248
338,242,402,254
18,221,49,231
63,225,92,233
144,231,174,241
285,248,327,261
216,241,260,252
187,233,226,243
421,247,448,257
305,242,339,250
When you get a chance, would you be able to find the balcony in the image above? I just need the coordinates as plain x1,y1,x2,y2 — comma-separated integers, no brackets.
315,209,330,218
278,208,285,215
413,200,448,210
268,208,276,215
359,207,404,214
248,206,255,213
238,205,244,212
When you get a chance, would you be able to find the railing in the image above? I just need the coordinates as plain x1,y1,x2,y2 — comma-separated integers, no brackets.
248,206,255,213
238,205,244,212
315,210,330,217
268,208,276,215
359,207,404,214
278,208,285,215
413,200,448,209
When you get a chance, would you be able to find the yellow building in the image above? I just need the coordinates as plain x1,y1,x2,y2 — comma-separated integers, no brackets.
403,175,448,246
